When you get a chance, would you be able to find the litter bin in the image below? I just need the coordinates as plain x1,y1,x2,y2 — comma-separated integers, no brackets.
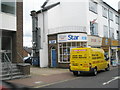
32,57,39,66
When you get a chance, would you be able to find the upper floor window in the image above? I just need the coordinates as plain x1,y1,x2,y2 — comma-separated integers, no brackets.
109,11,113,21
89,1,97,14
117,31,119,40
115,15,119,24
90,22,98,36
102,6,108,18
103,25,108,38
1,2,16,15
110,28,114,39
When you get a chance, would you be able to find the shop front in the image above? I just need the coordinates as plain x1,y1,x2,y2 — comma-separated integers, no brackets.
101,38,111,56
111,40,119,65
48,33,87,68
88,35,102,48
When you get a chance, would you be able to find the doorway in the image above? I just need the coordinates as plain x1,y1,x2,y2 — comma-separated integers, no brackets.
51,48,57,67
1,36,12,62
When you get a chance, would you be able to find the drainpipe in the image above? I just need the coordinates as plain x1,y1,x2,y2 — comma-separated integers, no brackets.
108,9,111,65
30,10,41,66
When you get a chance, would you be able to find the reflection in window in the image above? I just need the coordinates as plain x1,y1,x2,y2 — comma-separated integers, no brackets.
1,2,16,15
90,22,98,36
58,42,87,63
89,1,97,13
102,6,108,18
103,25,108,38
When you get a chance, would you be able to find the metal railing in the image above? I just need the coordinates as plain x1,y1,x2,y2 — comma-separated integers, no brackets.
3,52,13,79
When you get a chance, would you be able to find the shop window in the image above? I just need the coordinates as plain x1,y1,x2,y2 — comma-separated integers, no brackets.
77,42,80,48
58,42,87,63
67,42,71,47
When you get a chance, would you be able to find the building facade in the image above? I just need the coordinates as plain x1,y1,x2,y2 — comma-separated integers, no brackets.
33,0,120,68
0,0,23,63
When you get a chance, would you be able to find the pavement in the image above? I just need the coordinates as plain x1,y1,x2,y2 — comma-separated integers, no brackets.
6,65,118,88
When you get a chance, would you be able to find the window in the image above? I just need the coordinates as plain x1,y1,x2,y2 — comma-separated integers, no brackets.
102,6,108,18
115,15,119,24
103,25,108,38
58,42,87,63
109,11,113,21
117,31,119,40
110,28,114,39
1,2,16,15
89,1,97,14
90,22,98,36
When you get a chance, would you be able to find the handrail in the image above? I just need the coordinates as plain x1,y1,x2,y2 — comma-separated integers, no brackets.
3,52,12,79
17,52,23,61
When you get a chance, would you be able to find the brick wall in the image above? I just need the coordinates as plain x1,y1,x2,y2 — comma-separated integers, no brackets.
15,2,23,63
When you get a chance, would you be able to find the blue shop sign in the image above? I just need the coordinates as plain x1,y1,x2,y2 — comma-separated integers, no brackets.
82,36,87,40
68,35,79,40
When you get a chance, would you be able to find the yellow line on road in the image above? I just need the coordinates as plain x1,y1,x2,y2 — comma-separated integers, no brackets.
33,77,80,88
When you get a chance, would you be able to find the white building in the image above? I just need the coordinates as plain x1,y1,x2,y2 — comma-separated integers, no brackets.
33,0,120,68
0,1,23,63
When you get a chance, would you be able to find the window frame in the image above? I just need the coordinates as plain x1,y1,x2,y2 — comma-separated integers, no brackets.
90,22,98,36
89,1,98,14
109,11,113,21
115,15,119,24
102,6,108,19
103,25,108,38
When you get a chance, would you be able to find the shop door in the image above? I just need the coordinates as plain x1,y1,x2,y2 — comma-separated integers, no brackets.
51,49,57,67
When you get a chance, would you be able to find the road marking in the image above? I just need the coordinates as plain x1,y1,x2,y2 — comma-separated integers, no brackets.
33,77,80,88
103,76,120,85
34,81,43,84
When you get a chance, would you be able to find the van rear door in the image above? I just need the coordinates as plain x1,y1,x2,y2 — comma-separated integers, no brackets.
70,48,90,71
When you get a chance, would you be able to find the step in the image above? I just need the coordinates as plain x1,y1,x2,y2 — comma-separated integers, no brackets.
1,63,28,81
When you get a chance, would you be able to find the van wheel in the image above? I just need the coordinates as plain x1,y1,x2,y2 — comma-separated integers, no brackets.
92,68,97,76
105,65,110,71
73,71,78,76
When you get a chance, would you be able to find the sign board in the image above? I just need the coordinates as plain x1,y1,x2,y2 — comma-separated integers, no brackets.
88,36,102,46
111,40,118,46
58,33,87,42
49,40,56,44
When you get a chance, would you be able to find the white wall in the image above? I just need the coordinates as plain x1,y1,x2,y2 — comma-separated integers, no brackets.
37,0,119,67
88,1,119,39
0,12,16,31
47,1,88,33
38,12,48,67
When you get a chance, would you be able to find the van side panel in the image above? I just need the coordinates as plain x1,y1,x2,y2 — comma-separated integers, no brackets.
70,48,109,72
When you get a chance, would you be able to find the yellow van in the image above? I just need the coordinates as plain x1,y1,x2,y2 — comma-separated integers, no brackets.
69,47,110,76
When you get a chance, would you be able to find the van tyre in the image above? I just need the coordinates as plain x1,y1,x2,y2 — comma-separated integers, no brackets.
92,68,97,76
73,71,78,76
105,65,110,71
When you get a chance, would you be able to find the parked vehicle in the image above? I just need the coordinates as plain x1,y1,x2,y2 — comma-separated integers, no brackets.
69,47,110,76
23,56,32,65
